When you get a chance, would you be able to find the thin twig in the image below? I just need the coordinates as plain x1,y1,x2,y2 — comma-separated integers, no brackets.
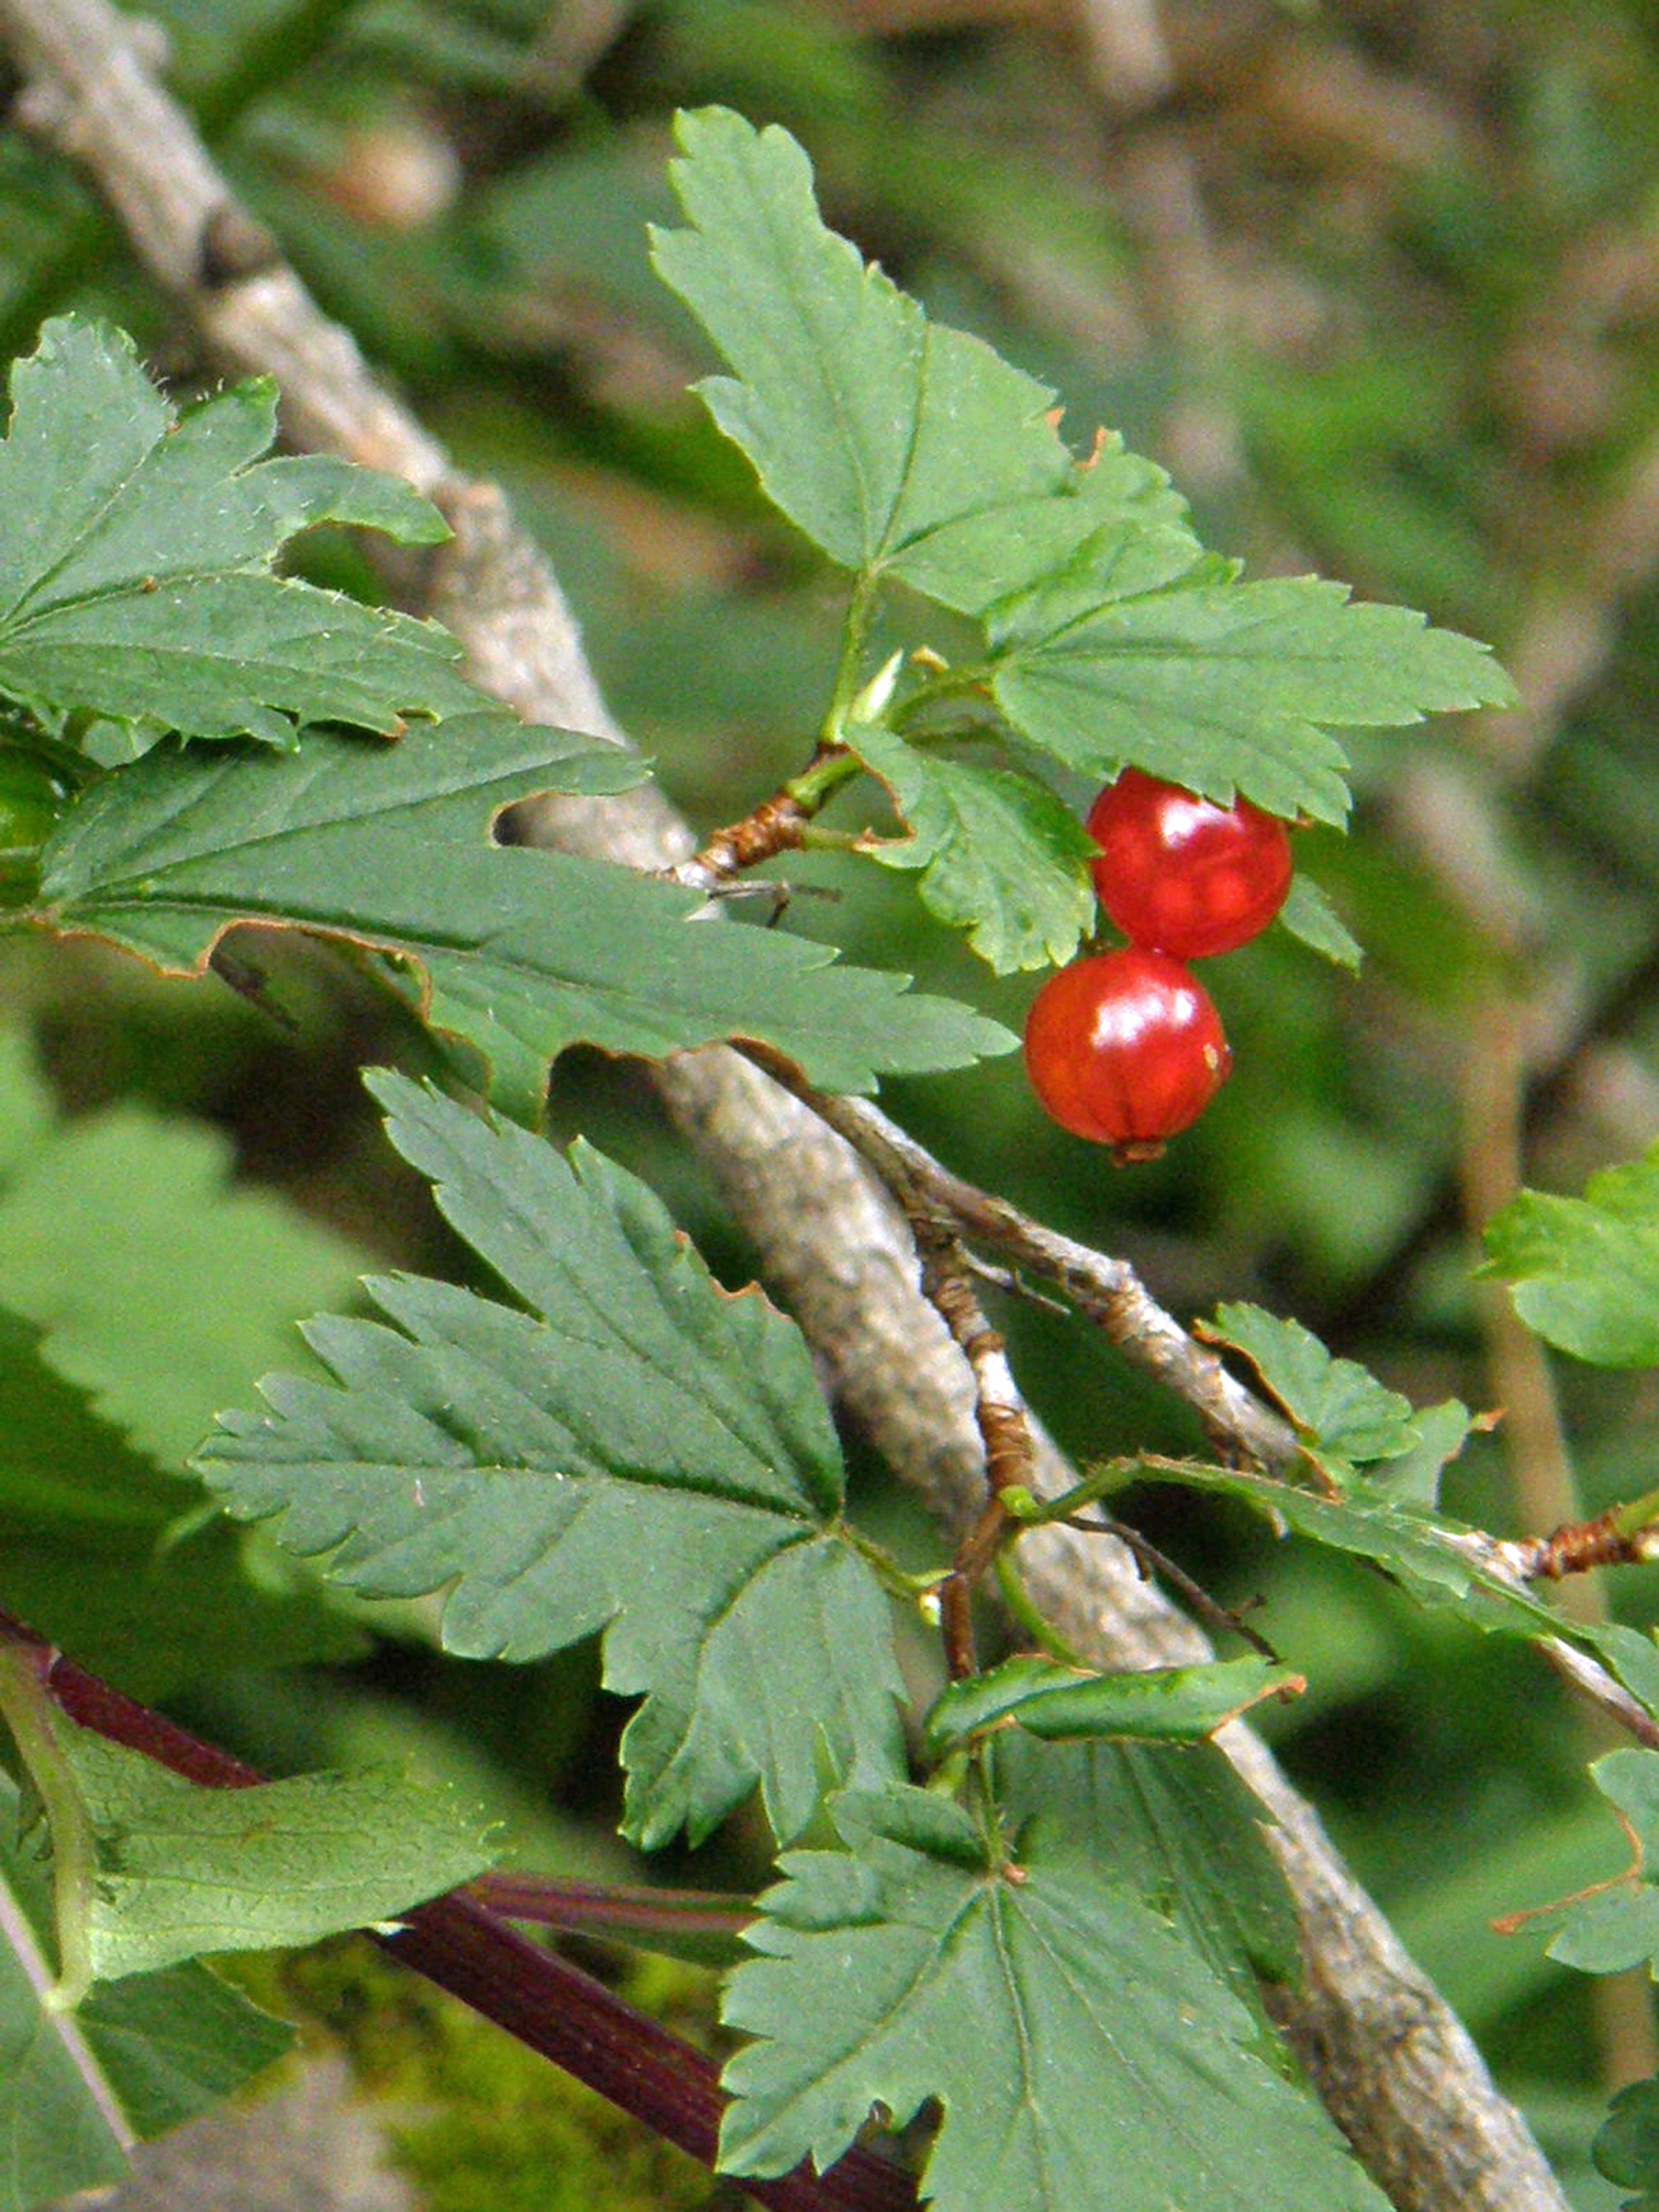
664,742,854,892
1506,1512,1659,1583
738,1042,1297,1472
1091,1514,1281,1661
906,1214,1037,1675
911,1223,1037,1506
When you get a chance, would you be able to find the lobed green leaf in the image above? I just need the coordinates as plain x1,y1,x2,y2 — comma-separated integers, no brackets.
0,1046,368,1469
0,1306,362,1698
30,716,1012,1115
196,1074,906,1847
1207,1302,1427,1471
0,319,474,750
50,1727,494,1982
997,1738,1300,2032
718,1769,1386,2212
989,574,1513,828
650,107,1079,603
0,1027,368,1693
849,720,1097,971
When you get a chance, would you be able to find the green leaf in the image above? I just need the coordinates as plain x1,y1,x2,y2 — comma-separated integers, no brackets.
50,1727,494,1981
32,718,1011,1115
1528,1750,1659,1978
196,1073,906,1847
0,1305,181,1532
1205,1302,1470,1490
0,318,474,749
650,104,1195,613
1481,1146,1659,1368
999,1738,1299,2027
990,573,1513,827
1118,1455,1510,1609
1596,2076,1659,2208
1279,871,1362,969
899,435,1198,618
0,1306,363,1698
923,1651,1296,1757
718,1774,1386,2212
1207,1303,1420,1467
1359,1395,1474,1508
849,721,1097,971
649,109,1506,846
0,1054,369,1469
0,1771,291,2210
650,108,1074,604
0,1030,368,1692
1112,1455,1659,1724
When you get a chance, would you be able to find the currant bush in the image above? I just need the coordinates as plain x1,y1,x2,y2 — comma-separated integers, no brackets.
1022,946,1231,1156
1086,768,1293,959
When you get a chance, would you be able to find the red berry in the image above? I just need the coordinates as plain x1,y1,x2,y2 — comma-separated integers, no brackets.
1023,948,1231,1157
1086,769,1292,959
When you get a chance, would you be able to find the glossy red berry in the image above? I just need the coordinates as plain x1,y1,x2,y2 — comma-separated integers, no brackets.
1023,947,1231,1157
1086,769,1292,959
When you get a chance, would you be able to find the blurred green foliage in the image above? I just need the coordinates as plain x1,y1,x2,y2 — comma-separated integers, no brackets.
11,0,1659,2200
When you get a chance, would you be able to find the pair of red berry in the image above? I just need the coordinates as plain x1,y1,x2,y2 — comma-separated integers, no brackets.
1023,771,1293,1157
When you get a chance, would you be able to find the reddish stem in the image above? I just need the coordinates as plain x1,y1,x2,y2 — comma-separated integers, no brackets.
473,1871,752,1941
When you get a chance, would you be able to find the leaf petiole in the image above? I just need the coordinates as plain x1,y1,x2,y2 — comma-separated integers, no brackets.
887,664,996,729
824,571,880,744
1610,1488,1659,1542
0,1640,95,2011
996,1458,1143,1528
838,1519,948,1604
992,1550,1088,1668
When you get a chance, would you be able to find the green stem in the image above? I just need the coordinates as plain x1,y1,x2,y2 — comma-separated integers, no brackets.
993,1550,1087,1666
887,665,996,730
924,1746,970,1799
0,1644,95,2011
967,1740,1006,1869
782,749,866,811
996,1458,1143,1529
823,571,881,745
839,1519,948,1604
1611,1488,1659,1540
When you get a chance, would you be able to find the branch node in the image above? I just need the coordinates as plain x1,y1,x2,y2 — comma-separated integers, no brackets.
198,203,282,289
